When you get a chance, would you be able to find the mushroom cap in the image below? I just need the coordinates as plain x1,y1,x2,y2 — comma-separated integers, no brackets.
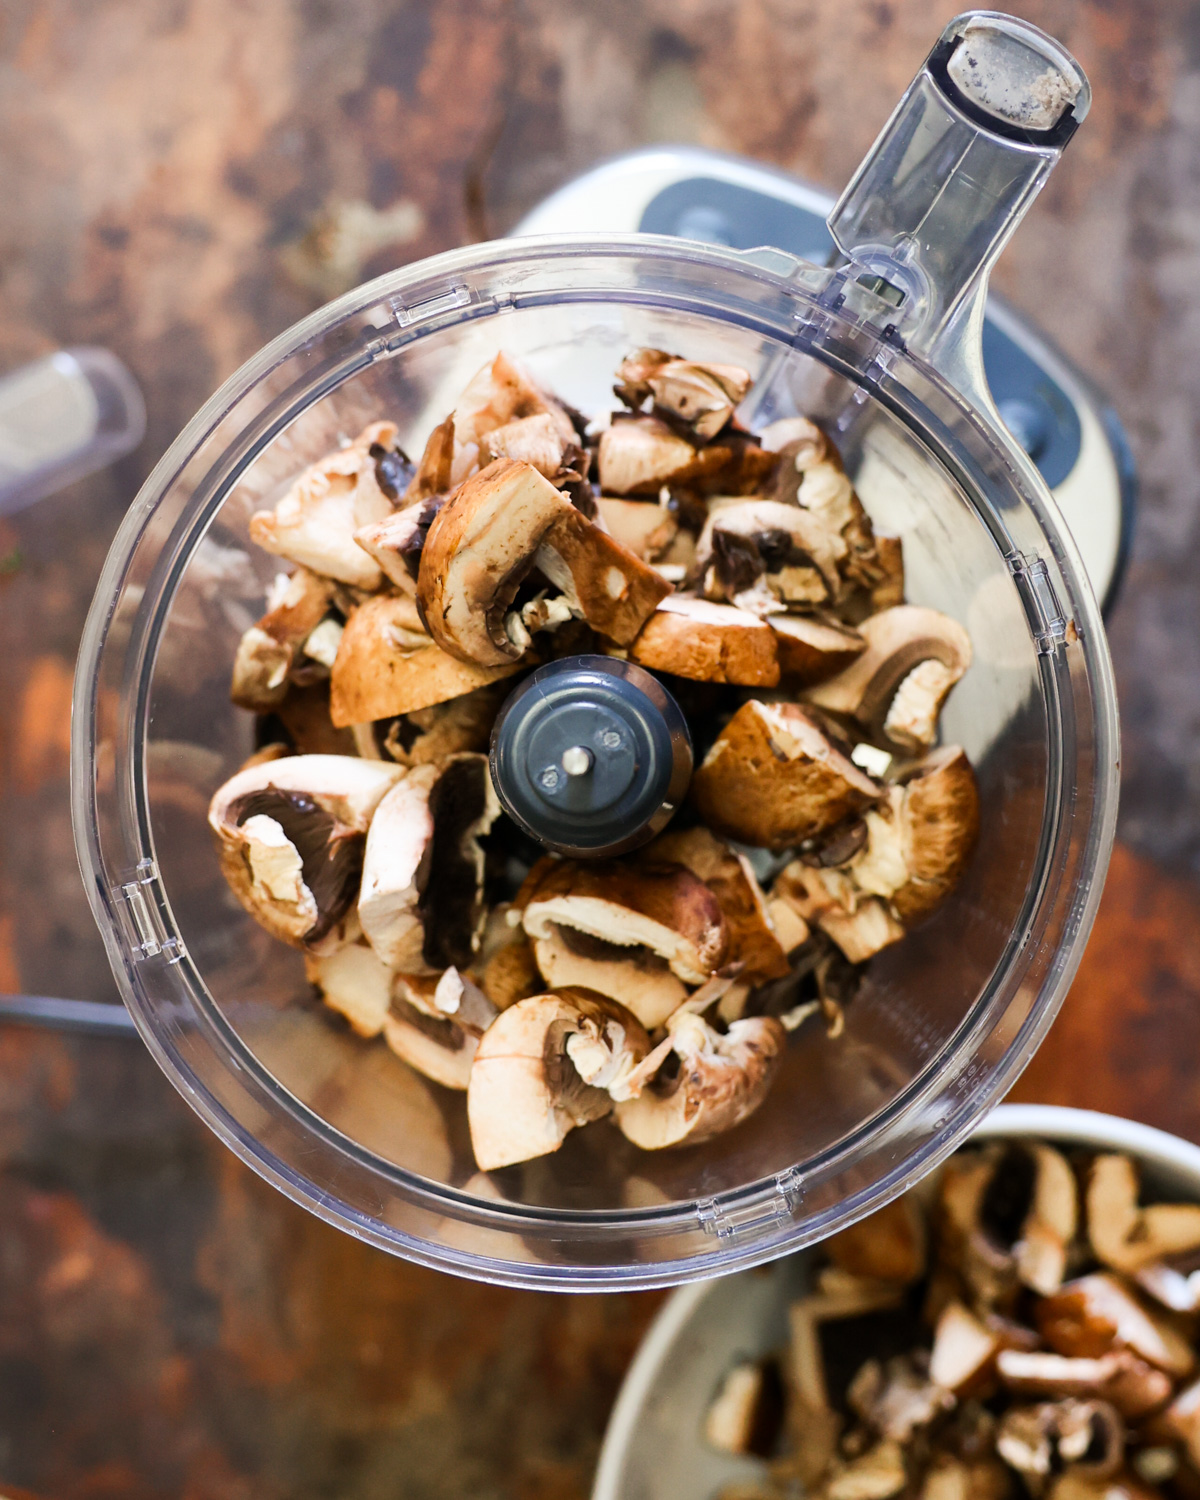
209,754,403,950
467,988,650,1170
248,422,398,588
805,606,972,747
628,594,780,686
521,858,728,985
418,457,573,665
329,593,522,727
770,614,866,686
359,753,499,974
691,699,880,851
535,505,671,646
892,746,981,924
649,825,790,983
614,1012,786,1150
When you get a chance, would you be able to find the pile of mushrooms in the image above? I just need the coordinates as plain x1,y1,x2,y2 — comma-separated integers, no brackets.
704,1141,1200,1500
211,347,981,1172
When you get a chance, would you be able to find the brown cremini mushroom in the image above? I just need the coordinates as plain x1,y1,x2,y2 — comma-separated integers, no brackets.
615,347,752,440
628,594,780,686
520,858,728,1029
995,1349,1173,1420
825,1194,928,1285
248,422,399,588
352,493,447,594
305,940,394,1037
1087,1153,1200,1278
649,825,791,984
351,681,505,767
806,606,972,752
594,496,679,561
705,1359,785,1457
231,568,339,711
383,966,498,1091
695,498,842,615
467,988,650,1170
329,593,522,728
613,1010,786,1150
691,699,880,851
1036,1273,1196,1379
417,458,668,666
209,753,403,952
771,615,867,687
358,753,499,973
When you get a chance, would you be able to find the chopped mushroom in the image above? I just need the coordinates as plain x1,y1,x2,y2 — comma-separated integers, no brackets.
806,606,972,751
231,568,338,711
649,826,791,983
615,347,752,440
467,988,650,1170
628,594,780,686
691,700,880,852
248,422,399,588
351,681,505,767
1087,1154,1200,1277
452,351,576,462
770,861,905,964
1036,1274,1196,1379
995,1350,1173,1420
358,754,499,973
613,1010,786,1150
825,1194,927,1284
329,593,522,727
594,496,679,561
771,615,867,686
417,458,668,666
705,1360,786,1456
930,1302,1002,1395
305,941,394,1037
478,412,568,476
520,858,728,1029
889,748,981,925
848,1355,955,1442
352,494,446,594
695,498,842,614
383,967,497,1091
209,754,403,952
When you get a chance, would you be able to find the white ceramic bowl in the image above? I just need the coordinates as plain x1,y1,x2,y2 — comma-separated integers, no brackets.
592,1104,1200,1500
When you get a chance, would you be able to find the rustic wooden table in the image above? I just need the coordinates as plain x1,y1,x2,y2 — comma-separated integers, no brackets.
2,1,1199,1495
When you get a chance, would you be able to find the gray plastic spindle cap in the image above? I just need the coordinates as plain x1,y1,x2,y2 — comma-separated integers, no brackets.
489,656,693,857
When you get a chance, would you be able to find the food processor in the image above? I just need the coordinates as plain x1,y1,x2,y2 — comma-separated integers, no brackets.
72,12,1120,1289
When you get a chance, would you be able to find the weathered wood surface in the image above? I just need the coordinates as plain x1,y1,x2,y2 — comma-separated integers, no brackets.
2,0,1200,1494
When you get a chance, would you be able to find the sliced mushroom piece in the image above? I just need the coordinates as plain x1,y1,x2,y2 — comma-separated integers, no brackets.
305,940,394,1037
614,1010,785,1150
759,415,831,468
649,826,791,983
352,493,447,594
1087,1153,1200,1277
358,753,499,973
824,1439,908,1500
400,413,457,505
1135,1260,1200,1314
995,1350,1174,1420
772,615,867,687
479,932,543,1011
417,458,669,665
479,411,567,476
231,568,338,711
889,747,981,925
521,858,728,1029
329,594,522,728
209,753,403,952
453,351,577,453
695,499,843,614
1036,1273,1196,1379
692,700,880,852
594,496,679,562
467,988,650,1170
628,594,780,687
930,1301,1002,1395
248,422,399,588
1046,1472,1160,1500
597,415,705,496
788,1281,907,1414
826,1194,927,1284
705,1359,786,1457
352,681,505,768
848,1355,955,1442
534,503,672,646
806,607,973,752
382,966,498,1091
646,357,751,440
1162,1377,1200,1469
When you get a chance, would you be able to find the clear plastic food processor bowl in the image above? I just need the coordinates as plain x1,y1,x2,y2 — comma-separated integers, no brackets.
73,15,1119,1289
